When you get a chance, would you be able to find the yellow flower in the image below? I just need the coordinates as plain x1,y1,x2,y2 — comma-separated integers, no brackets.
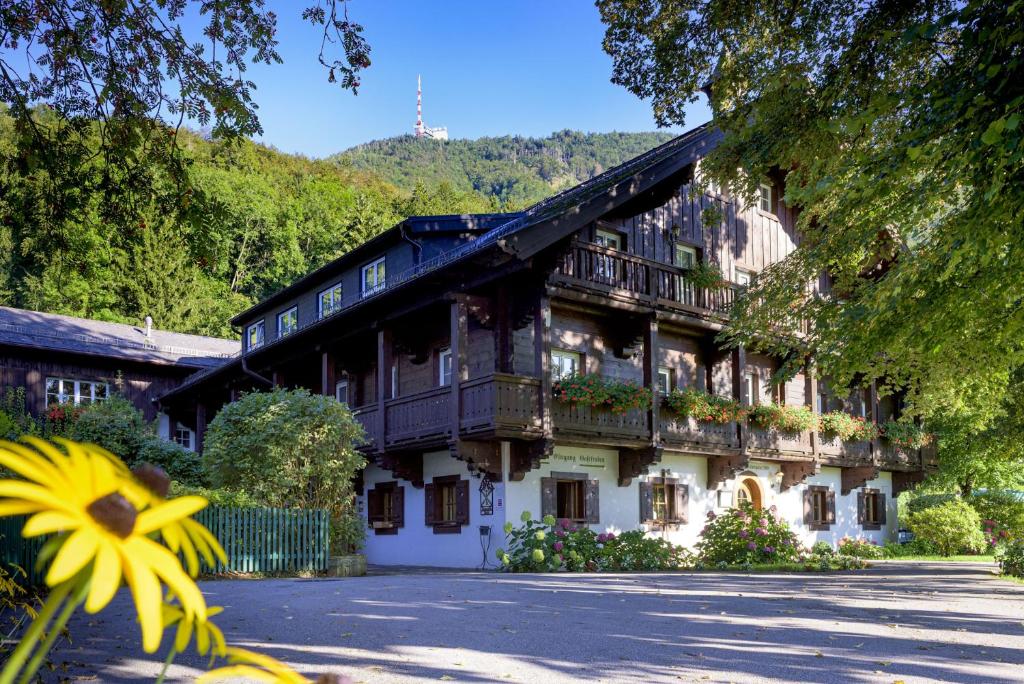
0,437,207,652
162,602,227,658
197,647,314,683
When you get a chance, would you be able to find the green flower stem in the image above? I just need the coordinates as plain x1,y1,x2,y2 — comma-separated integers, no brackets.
155,646,179,684
0,580,74,684
16,578,89,684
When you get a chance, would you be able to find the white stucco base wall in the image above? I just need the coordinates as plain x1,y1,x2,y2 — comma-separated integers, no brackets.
359,445,898,567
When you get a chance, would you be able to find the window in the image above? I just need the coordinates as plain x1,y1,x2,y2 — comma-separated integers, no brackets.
335,380,349,406
367,482,404,535
859,489,886,530
425,475,469,533
246,320,265,351
173,423,193,451
804,485,835,530
277,307,297,338
45,378,108,407
318,283,343,318
594,229,623,281
744,372,759,406
541,473,599,524
675,244,697,269
438,347,453,386
735,268,753,287
758,184,772,213
657,367,672,395
594,229,622,250
641,477,689,524
551,349,581,380
361,257,386,295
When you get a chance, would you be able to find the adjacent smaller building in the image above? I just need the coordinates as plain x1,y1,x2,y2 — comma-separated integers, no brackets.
0,306,237,449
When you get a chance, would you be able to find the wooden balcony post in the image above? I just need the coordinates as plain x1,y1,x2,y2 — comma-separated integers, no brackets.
805,358,818,456
643,316,660,445
731,346,747,450
534,294,552,439
321,351,336,397
376,328,391,449
271,371,282,388
869,380,881,460
495,287,513,373
195,401,206,454
450,299,469,439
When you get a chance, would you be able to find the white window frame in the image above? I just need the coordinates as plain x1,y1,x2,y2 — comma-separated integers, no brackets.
438,347,453,387
391,364,399,398
173,422,194,451
744,372,758,406
759,184,772,213
335,380,349,406
361,257,386,296
657,367,672,395
45,377,109,407
277,307,298,338
551,349,581,381
735,267,753,287
318,283,343,319
675,244,697,269
594,229,622,250
246,320,265,351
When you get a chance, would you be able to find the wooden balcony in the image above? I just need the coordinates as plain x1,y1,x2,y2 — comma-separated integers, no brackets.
817,433,872,462
877,440,922,470
747,425,813,456
460,374,543,437
553,241,735,316
385,386,450,446
551,400,649,444
660,415,740,453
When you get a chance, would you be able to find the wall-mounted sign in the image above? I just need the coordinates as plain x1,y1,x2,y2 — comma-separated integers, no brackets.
552,452,607,469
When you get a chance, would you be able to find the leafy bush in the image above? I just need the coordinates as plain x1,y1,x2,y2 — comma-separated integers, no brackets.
0,387,40,439
881,538,939,558
906,499,986,556
496,514,690,572
135,436,204,487
748,403,817,432
663,387,743,424
972,491,1024,542
997,540,1024,578
331,510,367,554
552,374,652,414
837,537,884,559
906,493,956,514
818,412,878,441
168,482,262,508
881,420,929,449
70,396,149,461
810,541,835,557
696,503,801,565
203,389,366,554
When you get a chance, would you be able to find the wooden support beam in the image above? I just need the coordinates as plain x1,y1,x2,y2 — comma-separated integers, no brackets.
450,300,469,440
375,452,423,488
869,380,881,460
841,465,880,495
495,287,513,373
450,439,502,480
779,461,819,491
321,351,336,397
643,316,660,448
618,446,662,487
707,452,748,490
534,294,552,440
892,470,925,496
509,438,552,482
195,401,207,455
805,359,819,456
376,328,391,451
271,371,282,389
731,346,747,455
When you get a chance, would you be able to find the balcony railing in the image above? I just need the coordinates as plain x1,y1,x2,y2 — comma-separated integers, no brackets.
817,433,872,461
660,416,740,450
877,440,922,469
551,400,649,441
460,374,542,435
554,241,736,315
747,425,814,456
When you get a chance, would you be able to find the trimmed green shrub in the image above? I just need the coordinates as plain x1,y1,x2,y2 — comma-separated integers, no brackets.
906,499,986,556
168,482,262,508
997,540,1024,578
135,436,204,487
70,396,148,461
696,503,801,565
838,537,884,559
810,541,835,557
881,538,939,558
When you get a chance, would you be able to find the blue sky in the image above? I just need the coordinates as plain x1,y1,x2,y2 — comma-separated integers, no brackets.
239,1,710,157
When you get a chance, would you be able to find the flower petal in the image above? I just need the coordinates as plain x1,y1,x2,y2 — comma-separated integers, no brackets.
46,527,99,586
85,538,122,613
123,549,163,653
22,510,80,537
135,497,207,535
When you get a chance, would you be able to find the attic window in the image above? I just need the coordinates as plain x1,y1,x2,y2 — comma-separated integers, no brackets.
246,320,265,351
277,307,298,338
361,257,386,296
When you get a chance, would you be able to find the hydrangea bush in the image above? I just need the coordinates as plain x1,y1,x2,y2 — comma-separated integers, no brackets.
997,540,1024,578
695,502,801,565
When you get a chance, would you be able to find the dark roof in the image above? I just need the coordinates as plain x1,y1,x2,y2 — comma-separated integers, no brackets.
0,307,238,368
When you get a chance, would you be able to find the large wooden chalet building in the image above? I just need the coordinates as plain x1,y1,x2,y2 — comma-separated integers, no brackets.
158,124,932,567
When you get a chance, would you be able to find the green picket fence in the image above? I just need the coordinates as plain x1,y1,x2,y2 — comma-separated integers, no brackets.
0,505,329,585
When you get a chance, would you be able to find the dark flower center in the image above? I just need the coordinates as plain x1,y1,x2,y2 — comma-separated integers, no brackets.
132,463,171,499
86,493,137,538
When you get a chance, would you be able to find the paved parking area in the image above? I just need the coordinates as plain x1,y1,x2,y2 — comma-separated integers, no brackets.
49,561,1024,683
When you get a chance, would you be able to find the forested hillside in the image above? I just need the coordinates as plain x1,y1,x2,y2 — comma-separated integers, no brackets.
334,130,676,208
0,108,673,337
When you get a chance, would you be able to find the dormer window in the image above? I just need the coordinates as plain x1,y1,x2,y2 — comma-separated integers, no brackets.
246,320,265,351
318,283,343,318
361,257,386,296
758,184,772,213
277,307,298,338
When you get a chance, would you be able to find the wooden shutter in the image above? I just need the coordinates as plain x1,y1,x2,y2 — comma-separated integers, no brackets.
424,483,437,525
802,488,813,524
639,481,654,523
585,479,600,524
857,491,865,524
367,489,383,525
540,477,556,518
675,484,689,524
827,489,836,524
878,493,887,524
455,479,470,525
392,485,405,527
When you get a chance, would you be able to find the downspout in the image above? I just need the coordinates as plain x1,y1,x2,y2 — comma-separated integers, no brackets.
400,222,424,264
241,354,274,387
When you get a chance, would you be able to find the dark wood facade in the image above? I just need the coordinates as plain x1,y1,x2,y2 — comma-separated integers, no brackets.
159,126,933,488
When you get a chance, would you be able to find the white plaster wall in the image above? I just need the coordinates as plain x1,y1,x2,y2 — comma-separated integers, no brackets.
639,451,709,549
358,450,507,568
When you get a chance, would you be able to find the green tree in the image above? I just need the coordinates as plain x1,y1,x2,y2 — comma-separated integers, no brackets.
202,389,366,550
597,0,1024,419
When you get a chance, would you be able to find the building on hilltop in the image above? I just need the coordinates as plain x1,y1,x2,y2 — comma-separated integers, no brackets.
0,306,237,450
156,123,933,567
414,74,448,141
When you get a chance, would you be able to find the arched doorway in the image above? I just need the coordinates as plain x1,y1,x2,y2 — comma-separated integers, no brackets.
735,477,763,510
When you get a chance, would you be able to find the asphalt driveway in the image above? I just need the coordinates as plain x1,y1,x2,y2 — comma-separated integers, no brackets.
47,561,1024,683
